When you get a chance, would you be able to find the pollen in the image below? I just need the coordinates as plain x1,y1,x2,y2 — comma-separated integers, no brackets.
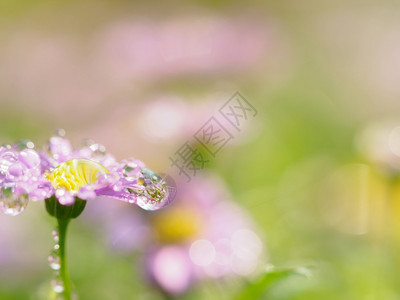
46,159,109,192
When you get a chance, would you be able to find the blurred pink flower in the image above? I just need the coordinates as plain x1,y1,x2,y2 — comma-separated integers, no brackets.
145,246,194,295
95,17,271,81
0,31,112,124
90,174,265,296
0,16,273,125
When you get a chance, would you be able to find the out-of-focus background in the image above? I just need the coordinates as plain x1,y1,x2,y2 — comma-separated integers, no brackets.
1,0,400,299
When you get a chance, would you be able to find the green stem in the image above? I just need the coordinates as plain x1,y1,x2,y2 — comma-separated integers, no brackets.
57,218,71,300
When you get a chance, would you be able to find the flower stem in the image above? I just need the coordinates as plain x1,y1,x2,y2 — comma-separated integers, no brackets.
57,217,71,300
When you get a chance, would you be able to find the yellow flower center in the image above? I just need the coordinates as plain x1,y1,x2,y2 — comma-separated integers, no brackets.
46,158,109,192
151,206,202,243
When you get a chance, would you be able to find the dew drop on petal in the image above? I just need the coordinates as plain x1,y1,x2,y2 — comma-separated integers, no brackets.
49,137,72,160
0,188,28,216
89,143,106,157
136,196,153,210
18,149,40,169
1,144,12,150
135,168,171,211
16,139,35,150
0,151,17,173
122,163,140,181
123,165,135,176
1,151,17,162
8,163,24,177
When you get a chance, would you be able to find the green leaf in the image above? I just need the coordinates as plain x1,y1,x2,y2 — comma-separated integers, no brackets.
235,266,311,300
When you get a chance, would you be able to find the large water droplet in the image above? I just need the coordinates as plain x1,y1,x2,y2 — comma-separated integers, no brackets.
18,149,40,169
8,162,24,177
136,168,169,211
0,187,28,216
140,168,161,184
136,195,158,210
0,151,17,173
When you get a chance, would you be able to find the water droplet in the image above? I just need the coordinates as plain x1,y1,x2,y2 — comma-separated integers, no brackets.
90,143,106,153
123,165,134,175
122,163,139,181
1,151,17,163
48,249,61,270
124,176,136,182
135,168,169,211
140,168,160,184
8,163,24,177
54,128,66,137
16,139,35,150
136,196,153,210
0,188,28,216
1,144,12,150
51,276,65,293
52,230,59,243
88,143,106,159
18,149,40,169
83,138,95,147
158,172,177,204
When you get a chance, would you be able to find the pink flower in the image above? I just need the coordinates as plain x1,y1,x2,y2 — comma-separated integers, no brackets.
96,174,265,296
95,17,270,81
0,132,172,216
